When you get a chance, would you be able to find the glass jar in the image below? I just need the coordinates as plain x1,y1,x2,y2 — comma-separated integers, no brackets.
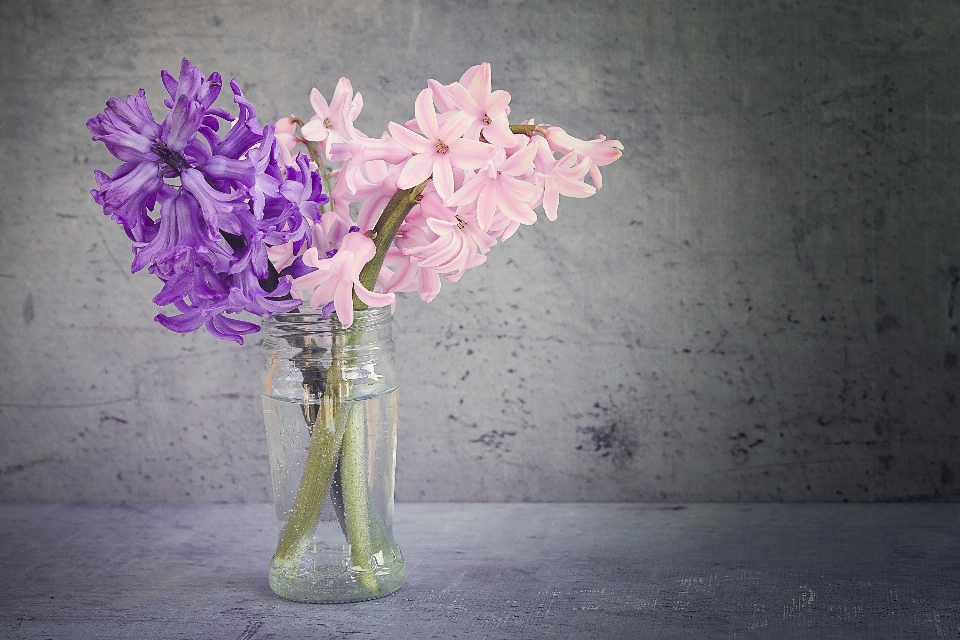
261,305,403,603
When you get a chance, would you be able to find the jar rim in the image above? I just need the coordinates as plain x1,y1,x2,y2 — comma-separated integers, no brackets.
263,303,393,334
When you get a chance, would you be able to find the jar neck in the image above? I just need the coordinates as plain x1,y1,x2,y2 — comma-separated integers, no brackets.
261,304,393,352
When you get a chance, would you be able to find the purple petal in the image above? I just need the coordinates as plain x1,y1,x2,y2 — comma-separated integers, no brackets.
205,314,259,344
278,255,317,279
161,95,204,153
201,155,255,187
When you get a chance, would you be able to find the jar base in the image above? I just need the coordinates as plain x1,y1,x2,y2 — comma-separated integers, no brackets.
268,553,405,603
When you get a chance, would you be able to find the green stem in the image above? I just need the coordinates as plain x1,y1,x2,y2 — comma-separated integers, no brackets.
272,330,357,566
354,181,428,307
341,401,380,593
272,392,348,565
509,123,547,136
303,140,335,214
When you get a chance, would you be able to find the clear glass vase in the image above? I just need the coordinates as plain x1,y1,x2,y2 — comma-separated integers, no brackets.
261,305,404,603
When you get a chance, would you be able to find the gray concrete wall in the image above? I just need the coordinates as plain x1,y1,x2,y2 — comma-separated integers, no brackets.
1,0,957,503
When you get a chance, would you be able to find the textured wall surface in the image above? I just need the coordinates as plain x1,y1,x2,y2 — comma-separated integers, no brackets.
0,0,958,503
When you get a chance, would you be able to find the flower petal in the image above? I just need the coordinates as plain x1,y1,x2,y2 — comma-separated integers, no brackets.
309,87,331,117
333,280,355,327
448,138,495,171
354,283,395,308
301,118,330,142
484,90,511,118
432,157,454,201
542,178,560,221
397,152,436,189
446,172,486,207
414,88,441,140
387,121,433,154
201,155,255,187
438,110,474,142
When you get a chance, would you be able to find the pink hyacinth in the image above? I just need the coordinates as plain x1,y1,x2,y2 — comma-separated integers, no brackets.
301,78,365,161
401,191,495,282
531,136,596,221
387,88,494,201
445,138,541,233
292,232,394,328
384,223,443,303
429,62,516,149
543,126,623,189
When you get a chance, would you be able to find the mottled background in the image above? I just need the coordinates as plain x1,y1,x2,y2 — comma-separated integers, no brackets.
1,0,957,503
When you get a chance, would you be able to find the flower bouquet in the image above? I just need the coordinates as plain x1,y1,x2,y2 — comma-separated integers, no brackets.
88,59,622,602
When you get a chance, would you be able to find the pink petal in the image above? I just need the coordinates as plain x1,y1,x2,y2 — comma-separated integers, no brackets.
418,267,442,302
589,164,603,189
357,192,389,232
468,62,492,105
532,136,557,169
587,138,624,166
432,156,455,201
481,115,517,148
496,182,538,225
554,172,596,198
424,217,458,235
544,126,576,154
309,87,330,117
361,136,413,164
458,64,482,90
445,82,482,116
331,78,353,112
300,246,323,268
446,172,487,207
302,258,343,300
300,119,330,142
340,232,377,267
466,224,497,253
387,122,433,154
305,271,338,308
501,173,541,203
445,253,486,282
291,267,326,296
500,141,537,176
414,88,440,140
417,236,461,269
385,258,418,293
484,90,511,118
499,219,521,241
438,110,474,142
448,138,495,171
397,152,436,189
439,238,471,272
542,179,560,221
476,183,495,231
334,280,354,327
418,190,458,222
267,242,296,271
354,283,395,308
350,92,363,120
275,117,297,136
426,79,457,112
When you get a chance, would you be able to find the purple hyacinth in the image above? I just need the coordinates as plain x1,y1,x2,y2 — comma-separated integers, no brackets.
88,59,328,344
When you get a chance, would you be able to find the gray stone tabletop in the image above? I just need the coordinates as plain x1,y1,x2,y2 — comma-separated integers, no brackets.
1,503,958,639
